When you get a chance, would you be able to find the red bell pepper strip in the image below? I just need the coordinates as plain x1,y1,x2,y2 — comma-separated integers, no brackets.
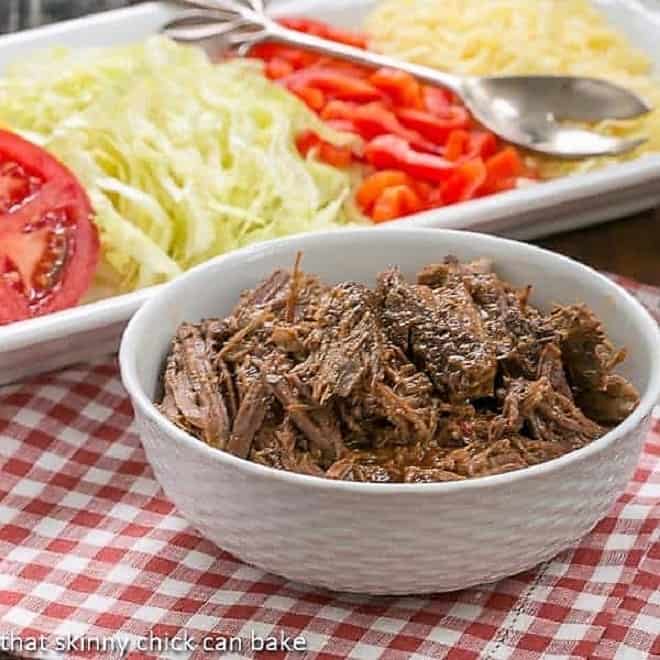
445,130,470,161
319,142,353,168
295,86,325,111
279,18,368,49
444,130,499,162
324,28,368,49
281,68,383,102
485,146,523,180
296,130,321,157
356,170,412,211
355,170,442,213
466,131,498,160
296,130,353,167
480,147,524,194
249,43,319,69
365,135,456,183
423,86,457,114
279,17,329,37
396,107,470,144
324,118,358,133
413,180,440,208
265,57,294,80
315,58,371,79
369,68,423,109
352,104,441,153
320,100,357,120
372,184,423,222
322,101,440,153
442,159,487,204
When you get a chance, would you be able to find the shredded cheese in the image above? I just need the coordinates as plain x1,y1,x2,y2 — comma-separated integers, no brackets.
366,0,660,177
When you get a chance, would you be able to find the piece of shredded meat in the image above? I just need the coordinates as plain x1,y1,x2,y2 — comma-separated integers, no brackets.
379,267,497,402
157,255,640,483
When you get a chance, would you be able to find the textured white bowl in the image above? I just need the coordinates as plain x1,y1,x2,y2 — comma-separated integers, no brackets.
120,229,660,595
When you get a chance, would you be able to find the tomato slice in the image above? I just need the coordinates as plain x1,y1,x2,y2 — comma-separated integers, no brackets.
0,130,99,325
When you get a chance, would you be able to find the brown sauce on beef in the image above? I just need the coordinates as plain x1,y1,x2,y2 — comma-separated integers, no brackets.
157,255,640,483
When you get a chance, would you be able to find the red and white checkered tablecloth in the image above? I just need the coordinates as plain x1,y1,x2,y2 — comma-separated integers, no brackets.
0,275,659,660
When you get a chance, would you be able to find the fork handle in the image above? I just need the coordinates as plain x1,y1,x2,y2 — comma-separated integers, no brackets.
266,22,465,95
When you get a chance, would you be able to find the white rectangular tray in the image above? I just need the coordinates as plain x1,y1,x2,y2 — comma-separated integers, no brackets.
1,0,659,385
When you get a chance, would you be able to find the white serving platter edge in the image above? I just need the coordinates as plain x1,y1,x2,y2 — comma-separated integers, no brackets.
1,0,659,385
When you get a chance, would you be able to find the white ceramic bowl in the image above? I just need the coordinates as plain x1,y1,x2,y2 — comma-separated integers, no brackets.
120,229,660,595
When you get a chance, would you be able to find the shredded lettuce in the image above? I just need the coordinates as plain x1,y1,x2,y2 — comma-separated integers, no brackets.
0,37,365,292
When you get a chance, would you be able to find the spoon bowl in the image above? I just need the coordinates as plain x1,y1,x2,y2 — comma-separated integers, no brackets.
462,76,648,157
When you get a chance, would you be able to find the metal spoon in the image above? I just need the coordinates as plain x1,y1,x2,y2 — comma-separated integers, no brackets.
163,0,651,158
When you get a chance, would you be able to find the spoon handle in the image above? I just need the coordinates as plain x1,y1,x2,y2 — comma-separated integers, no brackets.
266,22,465,95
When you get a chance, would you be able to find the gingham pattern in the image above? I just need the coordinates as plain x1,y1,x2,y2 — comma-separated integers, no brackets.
1,278,659,660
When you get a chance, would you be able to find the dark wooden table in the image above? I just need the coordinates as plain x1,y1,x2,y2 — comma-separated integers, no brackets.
536,207,660,287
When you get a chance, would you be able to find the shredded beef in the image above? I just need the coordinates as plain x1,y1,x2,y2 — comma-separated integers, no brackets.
300,282,383,405
549,304,639,425
450,257,558,379
157,255,640,483
574,375,640,426
226,380,267,459
160,322,230,448
265,371,344,465
379,267,496,402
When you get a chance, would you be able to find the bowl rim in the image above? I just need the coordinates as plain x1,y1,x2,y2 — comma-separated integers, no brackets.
120,227,660,494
